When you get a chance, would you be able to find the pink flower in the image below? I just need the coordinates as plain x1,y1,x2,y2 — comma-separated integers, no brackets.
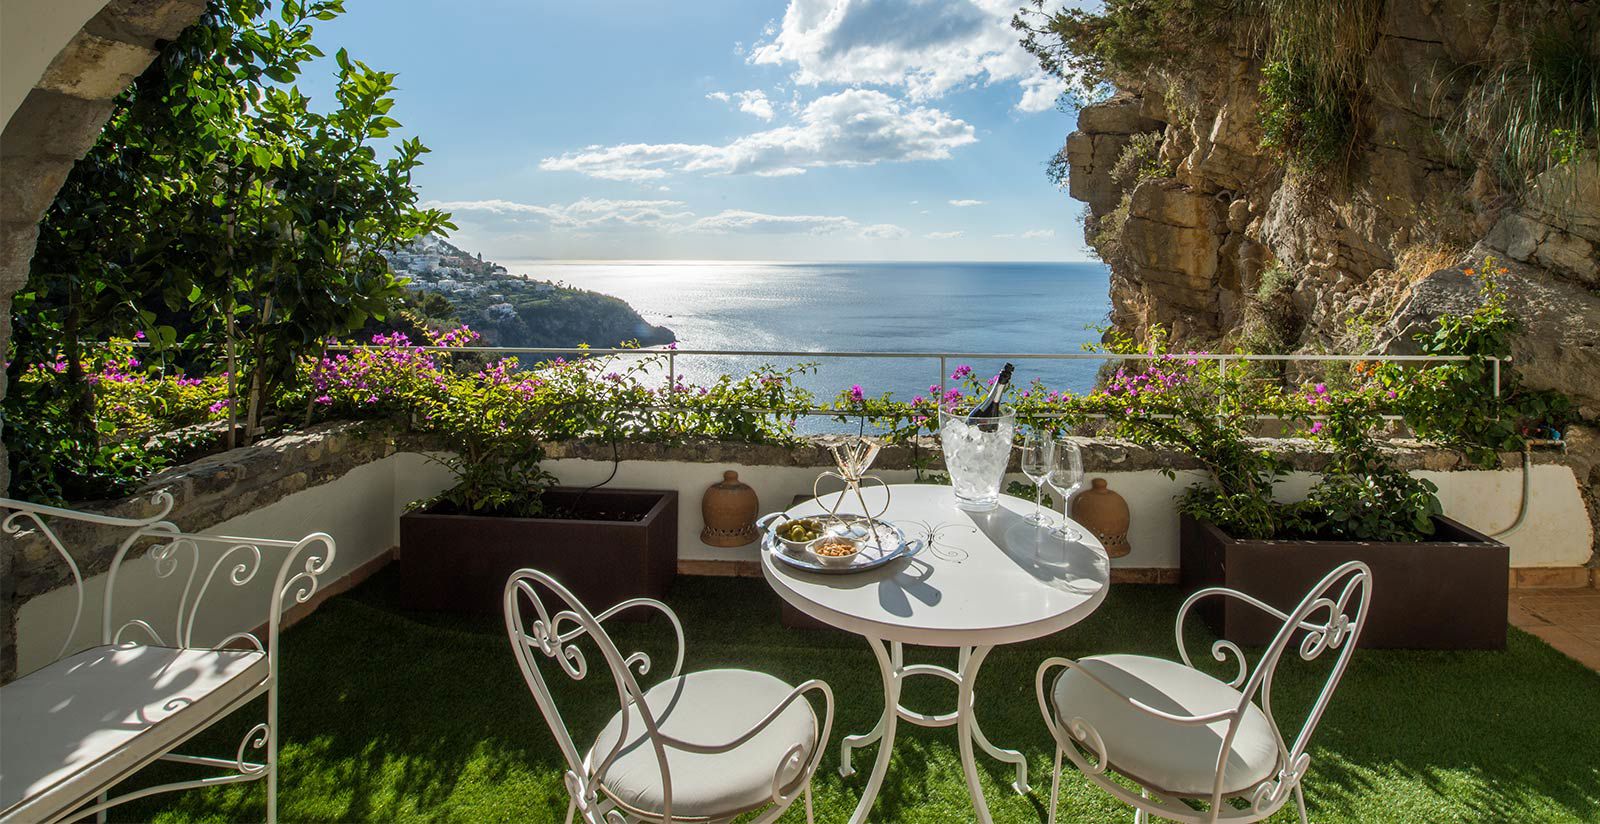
952,365,972,379
1310,421,1325,435
849,384,864,403
133,330,146,341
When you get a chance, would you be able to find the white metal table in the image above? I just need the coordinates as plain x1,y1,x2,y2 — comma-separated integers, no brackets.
760,483,1111,824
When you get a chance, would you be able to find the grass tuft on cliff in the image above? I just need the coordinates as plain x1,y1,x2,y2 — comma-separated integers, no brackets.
1449,14,1600,187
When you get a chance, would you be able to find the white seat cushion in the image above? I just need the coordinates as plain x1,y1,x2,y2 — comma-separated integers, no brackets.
1052,654,1280,796
588,668,816,818
0,644,267,822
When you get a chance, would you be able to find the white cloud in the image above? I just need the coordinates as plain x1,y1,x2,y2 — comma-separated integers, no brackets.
708,89,776,121
948,198,985,207
1015,74,1063,114
428,198,694,229
688,209,906,239
749,0,1066,113
436,198,905,240
540,89,976,180
859,223,910,239
926,230,964,239
994,228,1057,239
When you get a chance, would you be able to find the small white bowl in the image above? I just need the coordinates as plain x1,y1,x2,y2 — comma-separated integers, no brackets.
807,536,862,568
773,518,824,553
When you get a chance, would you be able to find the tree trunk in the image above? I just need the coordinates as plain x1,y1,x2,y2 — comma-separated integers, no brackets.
223,301,239,450
243,295,274,445
62,289,95,439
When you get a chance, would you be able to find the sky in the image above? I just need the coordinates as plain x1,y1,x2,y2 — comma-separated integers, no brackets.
297,0,1089,262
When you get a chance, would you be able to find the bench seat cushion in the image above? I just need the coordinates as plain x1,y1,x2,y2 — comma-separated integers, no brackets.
0,644,267,823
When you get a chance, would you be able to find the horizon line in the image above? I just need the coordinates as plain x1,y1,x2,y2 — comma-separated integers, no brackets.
496,257,1104,266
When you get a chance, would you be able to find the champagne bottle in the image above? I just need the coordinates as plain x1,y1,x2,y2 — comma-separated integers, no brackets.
965,363,1014,431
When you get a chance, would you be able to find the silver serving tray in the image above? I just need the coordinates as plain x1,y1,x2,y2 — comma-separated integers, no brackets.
757,512,923,575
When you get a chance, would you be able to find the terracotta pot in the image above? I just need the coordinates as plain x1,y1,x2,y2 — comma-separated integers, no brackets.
1071,477,1131,558
701,470,759,547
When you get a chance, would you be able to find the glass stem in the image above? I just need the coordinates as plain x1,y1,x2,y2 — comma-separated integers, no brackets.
1034,482,1042,522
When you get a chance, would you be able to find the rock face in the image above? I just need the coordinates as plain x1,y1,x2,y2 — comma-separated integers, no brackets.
1062,2,1600,417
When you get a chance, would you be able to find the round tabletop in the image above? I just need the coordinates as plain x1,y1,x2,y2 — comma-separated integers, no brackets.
761,484,1111,647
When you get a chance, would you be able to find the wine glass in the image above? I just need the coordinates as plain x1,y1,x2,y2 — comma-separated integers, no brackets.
1018,430,1053,527
1048,436,1085,541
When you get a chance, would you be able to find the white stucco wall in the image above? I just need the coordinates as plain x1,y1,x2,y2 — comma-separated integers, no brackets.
541,458,1593,569
15,449,1590,676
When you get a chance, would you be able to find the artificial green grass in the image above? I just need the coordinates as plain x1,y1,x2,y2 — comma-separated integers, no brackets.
120,570,1600,823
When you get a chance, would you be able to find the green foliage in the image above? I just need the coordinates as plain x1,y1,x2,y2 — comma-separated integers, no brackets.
1013,0,1238,96
12,0,451,461
1387,257,1571,466
1293,383,1442,542
1449,13,1600,186
1006,480,1055,507
2,384,170,505
1094,331,1291,539
1111,131,1170,186
1243,0,1382,102
309,333,817,514
4,339,228,503
1259,58,1355,171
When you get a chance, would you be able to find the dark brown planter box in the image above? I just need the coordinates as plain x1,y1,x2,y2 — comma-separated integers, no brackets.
1180,513,1509,650
400,487,677,613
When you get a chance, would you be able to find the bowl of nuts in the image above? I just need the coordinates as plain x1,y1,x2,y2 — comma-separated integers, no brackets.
772,518,824,553
806,535,862,568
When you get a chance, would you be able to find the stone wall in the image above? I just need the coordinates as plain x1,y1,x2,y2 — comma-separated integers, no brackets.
0,0,208,493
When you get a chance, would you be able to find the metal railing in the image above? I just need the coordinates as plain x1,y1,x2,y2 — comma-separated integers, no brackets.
315,343,1505,423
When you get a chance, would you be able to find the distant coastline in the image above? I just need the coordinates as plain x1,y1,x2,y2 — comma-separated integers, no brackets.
384,236,675,350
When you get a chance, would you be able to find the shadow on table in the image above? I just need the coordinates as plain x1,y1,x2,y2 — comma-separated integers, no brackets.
966,506,1109,596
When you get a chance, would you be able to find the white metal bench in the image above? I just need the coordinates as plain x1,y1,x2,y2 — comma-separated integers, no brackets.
0,491,335,824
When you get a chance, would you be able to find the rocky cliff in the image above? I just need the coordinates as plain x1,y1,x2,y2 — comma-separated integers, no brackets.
1059,2,1599,420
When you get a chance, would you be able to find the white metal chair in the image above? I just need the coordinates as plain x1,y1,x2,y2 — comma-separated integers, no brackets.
0,491,334,824
1036,561,1371,824
504,569,834,824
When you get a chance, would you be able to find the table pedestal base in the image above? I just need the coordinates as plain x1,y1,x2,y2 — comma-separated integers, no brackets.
840,638,1028,824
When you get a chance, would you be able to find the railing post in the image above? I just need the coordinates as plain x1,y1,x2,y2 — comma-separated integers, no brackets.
939,355,947,397
1216,356,1230,418
666,350,676,395
1492,357,1501,399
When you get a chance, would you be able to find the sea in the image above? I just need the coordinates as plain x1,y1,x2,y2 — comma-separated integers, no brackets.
503,259,1112,415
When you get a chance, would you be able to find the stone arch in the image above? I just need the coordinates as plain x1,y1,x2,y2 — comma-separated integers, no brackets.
0,0,207,492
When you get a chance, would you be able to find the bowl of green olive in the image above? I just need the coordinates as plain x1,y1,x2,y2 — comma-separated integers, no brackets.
772,518,825,552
